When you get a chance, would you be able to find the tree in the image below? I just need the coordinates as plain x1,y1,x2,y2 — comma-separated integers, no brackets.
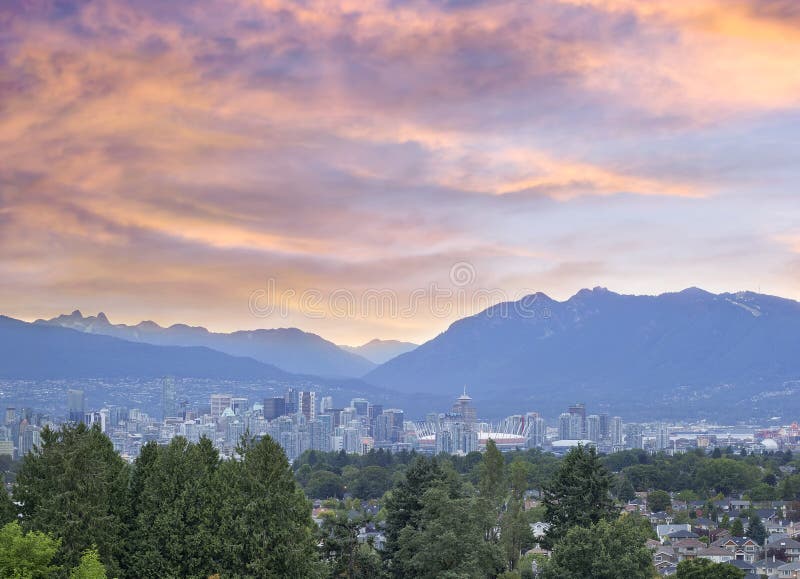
14,424,128,576
539,515,654,579
747,514,766,545
542,445,615,548
648,490,671,513
0,487,15,524
216,435,325,577
479,439,506,503
676,558,745,578
70,548,107,579
305,470,345,499
500,498,534,572
352,466,392,500
0,520,61,578
509,460,533,500
383,456,449,573
614,476,636,503
127,436,221,578
729,517,744,537
394,484,504,579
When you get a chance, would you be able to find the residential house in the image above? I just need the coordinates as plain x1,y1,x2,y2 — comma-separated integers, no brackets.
529,521,550,539
778,561,800,579
657,524,691,542
714,536,762,562
728,559,757,576
696,546,734,564
754,555,787,577
672,538,706,561
768,538,800,563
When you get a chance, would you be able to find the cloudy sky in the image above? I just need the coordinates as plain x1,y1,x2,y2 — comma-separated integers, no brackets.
1,0,799,344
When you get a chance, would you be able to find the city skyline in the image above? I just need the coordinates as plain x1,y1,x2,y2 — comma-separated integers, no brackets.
2,1,800,344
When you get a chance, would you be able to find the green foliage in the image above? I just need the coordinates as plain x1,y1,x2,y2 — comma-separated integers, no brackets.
729,517,744,537
676,558,745,578
69,548,106,579
306,470,345,499
127,437,220,577
14,424,128,576
499,498,534,572
0,486,15,525
0,520,61,578
648,489,671,512
539,515,654,579
351,466,392,500
542,445,615,548
216,435,325,578
393,484,504,579
614,475,636,502
479,439,505,502
320,511,384,578
747,514,766,545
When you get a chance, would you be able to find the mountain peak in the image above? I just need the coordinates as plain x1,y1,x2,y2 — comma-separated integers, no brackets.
70,309,84,318
96,312,109,323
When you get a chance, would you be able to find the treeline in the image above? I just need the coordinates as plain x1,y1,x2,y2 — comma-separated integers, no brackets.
606,447,800,501
1,424,324,578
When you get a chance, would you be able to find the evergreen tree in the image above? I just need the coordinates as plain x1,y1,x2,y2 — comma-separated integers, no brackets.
0,486,15,524
747,514,766,545
648,490,672,512
614,476,636,503
383,456,449,574
729,517,744,537
542,445,615,548
216,435,325,577
14,424,128,577
127,436,221,577
479,439,506,503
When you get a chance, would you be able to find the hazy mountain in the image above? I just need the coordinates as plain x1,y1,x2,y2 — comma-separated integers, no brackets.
365,288,800,420
35,311,375,378
0,315,292,380
341,339,418,364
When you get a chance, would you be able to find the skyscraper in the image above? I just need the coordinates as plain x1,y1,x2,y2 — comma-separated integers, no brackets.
68,389,85,424
567,403,586,438
263,397,286,420
610,416,624,447
210,394,233,419
300,391,316,421
161,377,178,420
587,414,601,442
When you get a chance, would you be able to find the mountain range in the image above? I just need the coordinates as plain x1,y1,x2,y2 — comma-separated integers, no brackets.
365,287,800,419
340,339,418,364
35,311,376,378
0,315,291,381
7,287,800,420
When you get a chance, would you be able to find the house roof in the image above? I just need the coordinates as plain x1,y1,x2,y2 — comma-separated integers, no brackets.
672,539,705,549
697,546,733,556
778,562,800,571
769,537,800,549
667,530,699,539
728,559,756,570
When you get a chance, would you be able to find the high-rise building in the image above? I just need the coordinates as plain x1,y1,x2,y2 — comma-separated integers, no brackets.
587,414,601,442
231,397,249,416
284,388,299,415
655,423,670,451
610,416,624,447
558,413,572,440
626,424,644,449
161,377,178,420
599,413,610,440
319,396,334,415
568,403,586,438
350,398,369,417
210,394,233,419
451,387,476,424
263,397,286,420
300,391,316,422
4,407,15,426
68,389,85,424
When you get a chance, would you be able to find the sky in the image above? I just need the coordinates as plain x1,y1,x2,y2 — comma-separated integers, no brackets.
1,0,800,345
